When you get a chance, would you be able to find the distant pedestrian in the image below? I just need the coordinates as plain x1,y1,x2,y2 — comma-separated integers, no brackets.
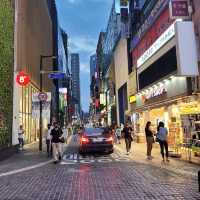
145,121,154,160
18,125,25,150
115,126,122,144
45,124,52,157
156,122,169,162
51,122,63,164
122,123,133,155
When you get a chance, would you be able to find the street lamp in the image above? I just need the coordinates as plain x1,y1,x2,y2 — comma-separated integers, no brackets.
39,55,57,151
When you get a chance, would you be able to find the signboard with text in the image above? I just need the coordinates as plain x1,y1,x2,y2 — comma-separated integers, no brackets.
132,7,174,66
16,71,30,86
169,0,190,19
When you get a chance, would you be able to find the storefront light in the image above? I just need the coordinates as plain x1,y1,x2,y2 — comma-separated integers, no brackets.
170,75,175,80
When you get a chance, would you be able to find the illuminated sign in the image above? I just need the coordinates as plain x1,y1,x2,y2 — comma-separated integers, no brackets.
131,0,169,50
137,23,175,68
129,95,136,104
16,71,30,86
140,84,167,102
169,0,190,19
100,93,106,105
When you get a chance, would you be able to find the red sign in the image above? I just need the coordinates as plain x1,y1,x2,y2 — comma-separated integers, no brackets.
132,8,174,66
170,0,189,19
38,92,48,102
16,71,30,86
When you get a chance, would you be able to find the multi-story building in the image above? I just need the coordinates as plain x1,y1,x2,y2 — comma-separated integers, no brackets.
57,25,70,126
90,54,97,83
12,0,56,148
129,0,200,163
71,53,81,117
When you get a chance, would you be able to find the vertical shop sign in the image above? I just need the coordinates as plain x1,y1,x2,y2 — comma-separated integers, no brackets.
169,0,190,19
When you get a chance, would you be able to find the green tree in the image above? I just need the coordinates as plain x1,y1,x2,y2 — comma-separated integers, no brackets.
0,0,14,147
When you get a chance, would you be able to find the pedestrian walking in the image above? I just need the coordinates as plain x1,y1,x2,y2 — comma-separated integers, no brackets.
156,121,169,162
145,121,154,160
115,126,122,144
122,123,133,155
45,124,52,157
18,125,25,150
51,122,63,164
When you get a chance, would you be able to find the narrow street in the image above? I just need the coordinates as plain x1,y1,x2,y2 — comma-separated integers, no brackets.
0,136,199,200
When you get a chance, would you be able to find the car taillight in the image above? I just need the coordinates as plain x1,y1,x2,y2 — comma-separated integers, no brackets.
106,136,113,143
81,137,89,143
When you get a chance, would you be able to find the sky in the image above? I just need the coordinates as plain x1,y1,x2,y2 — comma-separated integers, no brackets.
55,0,113,112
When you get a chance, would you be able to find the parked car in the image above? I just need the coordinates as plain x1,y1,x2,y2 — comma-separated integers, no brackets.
79,128,114,154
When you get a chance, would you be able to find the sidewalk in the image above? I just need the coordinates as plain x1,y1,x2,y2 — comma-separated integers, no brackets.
0,141,52,175
114,140,200,178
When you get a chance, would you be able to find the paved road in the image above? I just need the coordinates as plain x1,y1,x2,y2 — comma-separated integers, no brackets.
0,135,199,200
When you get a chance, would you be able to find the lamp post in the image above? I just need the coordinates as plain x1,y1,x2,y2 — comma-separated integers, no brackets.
39,55,56,151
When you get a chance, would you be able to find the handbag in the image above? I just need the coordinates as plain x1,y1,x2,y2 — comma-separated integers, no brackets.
59,137,65,143
155,133,160,142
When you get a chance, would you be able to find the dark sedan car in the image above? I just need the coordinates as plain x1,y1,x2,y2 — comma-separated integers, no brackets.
79,128,114,154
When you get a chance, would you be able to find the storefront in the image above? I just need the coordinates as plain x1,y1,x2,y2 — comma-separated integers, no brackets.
134,76,200,162
19,83,40,144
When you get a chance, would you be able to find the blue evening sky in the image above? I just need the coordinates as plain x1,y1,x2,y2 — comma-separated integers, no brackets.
56,0,113,112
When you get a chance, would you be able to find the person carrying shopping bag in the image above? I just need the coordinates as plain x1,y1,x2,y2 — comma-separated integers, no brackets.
51,122,63,164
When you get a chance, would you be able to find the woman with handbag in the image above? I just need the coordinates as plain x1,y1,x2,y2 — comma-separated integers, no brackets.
145,121,154,160
156,121,169,162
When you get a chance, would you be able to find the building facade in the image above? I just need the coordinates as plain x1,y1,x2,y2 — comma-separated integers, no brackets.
12,0,55,145
128,0,200,163
71,53,81,117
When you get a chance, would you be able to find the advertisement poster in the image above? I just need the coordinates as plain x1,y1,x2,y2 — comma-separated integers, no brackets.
32,92,51,120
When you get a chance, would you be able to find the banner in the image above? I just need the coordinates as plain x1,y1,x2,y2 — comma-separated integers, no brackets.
32,92,51,119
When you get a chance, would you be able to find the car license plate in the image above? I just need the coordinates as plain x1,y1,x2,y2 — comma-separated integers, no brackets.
92,138,103,142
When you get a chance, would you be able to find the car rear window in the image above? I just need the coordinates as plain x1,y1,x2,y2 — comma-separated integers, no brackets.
85,128,104,136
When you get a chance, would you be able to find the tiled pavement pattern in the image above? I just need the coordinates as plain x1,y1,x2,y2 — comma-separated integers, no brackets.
0,161,199,200
0,136,199,200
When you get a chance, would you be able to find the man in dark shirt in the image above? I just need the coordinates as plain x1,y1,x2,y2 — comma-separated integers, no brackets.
122,123,133,155
51,122,63,163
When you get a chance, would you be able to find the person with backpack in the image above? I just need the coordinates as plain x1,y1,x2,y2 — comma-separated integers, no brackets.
156,121,169,162
51,122,63,164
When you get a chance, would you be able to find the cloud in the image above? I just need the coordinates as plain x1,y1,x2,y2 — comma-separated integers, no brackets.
65,0,77,3
80,62,90,74
69,36,96,54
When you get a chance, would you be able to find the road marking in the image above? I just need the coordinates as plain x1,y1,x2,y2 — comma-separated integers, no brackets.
97,158,113,163
0,160,53,178
69,154,73,160
79,159,95,164
74,153,77,160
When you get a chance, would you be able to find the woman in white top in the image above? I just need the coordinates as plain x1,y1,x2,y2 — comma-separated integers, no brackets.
18,125,25,150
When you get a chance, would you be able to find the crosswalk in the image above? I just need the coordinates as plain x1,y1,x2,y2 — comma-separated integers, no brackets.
60,151,132,165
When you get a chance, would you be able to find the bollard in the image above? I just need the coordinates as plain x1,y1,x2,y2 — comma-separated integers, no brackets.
198,170,200,192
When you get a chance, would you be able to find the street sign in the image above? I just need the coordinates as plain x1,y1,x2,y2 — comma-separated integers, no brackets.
48,72,66,79
16,71,30,86
38,92,48,102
